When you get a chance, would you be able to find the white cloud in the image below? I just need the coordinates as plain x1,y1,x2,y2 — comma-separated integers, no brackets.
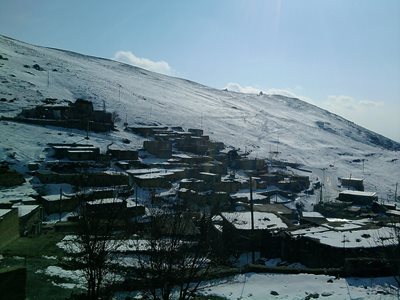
223,83,315,104
224,82,261,94
264,88,300,98
324,95,384,111
112,51,173,75
359,100,384,108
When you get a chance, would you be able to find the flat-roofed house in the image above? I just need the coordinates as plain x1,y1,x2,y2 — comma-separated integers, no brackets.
338,190,377,205
339,177,364,191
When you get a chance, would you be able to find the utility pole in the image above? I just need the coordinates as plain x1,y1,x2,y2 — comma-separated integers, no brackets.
135,184,138,207
118,84,121,102
395,182,398,204
59,188,62,222
343,234,346,267
249,176,255,264
277,133,279,153
124,114,128,128
86,121,90,140
320,186,323,203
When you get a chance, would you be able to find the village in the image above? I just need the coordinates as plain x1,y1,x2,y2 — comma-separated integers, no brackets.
0,99,399,298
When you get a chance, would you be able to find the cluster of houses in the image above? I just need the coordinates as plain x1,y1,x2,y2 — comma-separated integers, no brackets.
1,98,114,132
0,99,399,275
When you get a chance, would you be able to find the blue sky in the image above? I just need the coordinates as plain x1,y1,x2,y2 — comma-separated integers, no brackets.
1,0,399,141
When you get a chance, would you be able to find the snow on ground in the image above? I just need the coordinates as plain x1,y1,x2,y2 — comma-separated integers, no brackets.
199,273,399,300
300,226,399,248
221,211,288,230
0,180,38,205
44,211,76,224
36,266,85,290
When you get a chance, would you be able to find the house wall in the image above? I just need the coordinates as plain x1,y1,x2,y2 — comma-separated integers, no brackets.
340,179,364,191
19,207,42,236
143,140,172,158
180,179,208,192
109,149,139,160
41,197,81,214
235,159,266,171
7,117,113,132
176,136,210,155
188,128,203,136
0,267,26,300
86,202,127,218
215,181,240,193
37,171,129,187
129,126,168,137
338,193,377,205
0,209,19,248
0,169,25,187
66,150,98,161
280,234,397,269
133,176,172,189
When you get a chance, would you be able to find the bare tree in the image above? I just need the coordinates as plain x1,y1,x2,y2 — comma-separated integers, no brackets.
132,212,211,300
388,221,400,288
64,197,127,300
373,219,400,297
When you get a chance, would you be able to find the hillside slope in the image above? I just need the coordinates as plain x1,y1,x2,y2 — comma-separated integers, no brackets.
0,34,399,201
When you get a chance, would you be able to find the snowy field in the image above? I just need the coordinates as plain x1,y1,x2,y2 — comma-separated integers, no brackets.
198,273,399,300
39,260,399,300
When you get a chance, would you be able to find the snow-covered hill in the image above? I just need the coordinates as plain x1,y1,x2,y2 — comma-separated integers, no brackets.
0,34,399,201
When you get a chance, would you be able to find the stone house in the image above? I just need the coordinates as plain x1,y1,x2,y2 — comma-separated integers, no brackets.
282,225,399,270
16,99,113,132
219,211,289,255
143,140,172,158
12,204,42,236
48,143,100,159
339,177,364,191
108,149,139,161
128,126,168,137
176,135,210,155
338,190,377,205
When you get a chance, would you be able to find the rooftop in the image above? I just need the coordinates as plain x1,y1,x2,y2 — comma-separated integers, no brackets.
339,190,376,197
12,204,40,217
302,212,325,219
221,211,288,230
0,209,13,218
340,177,364,181
87,198,125,205
302,227,398,248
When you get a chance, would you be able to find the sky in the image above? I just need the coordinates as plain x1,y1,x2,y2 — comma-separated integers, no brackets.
1,0,399,142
